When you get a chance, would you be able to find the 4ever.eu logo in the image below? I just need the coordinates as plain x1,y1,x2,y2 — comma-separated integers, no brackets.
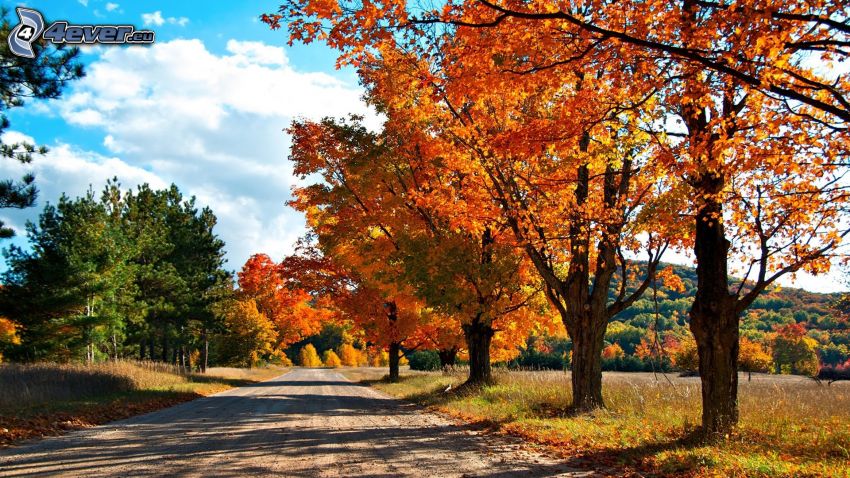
8,7,155,58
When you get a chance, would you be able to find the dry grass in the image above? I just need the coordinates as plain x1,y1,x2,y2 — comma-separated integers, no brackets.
346,367,850,477
0,361,288,447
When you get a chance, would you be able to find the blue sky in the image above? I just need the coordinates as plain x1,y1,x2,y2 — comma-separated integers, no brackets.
2,0,378,275
1,0,846,293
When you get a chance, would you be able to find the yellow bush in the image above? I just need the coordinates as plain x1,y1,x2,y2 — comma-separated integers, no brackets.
338,343,366,366
370,349,389,367
298,344,322,367
323,350,342,367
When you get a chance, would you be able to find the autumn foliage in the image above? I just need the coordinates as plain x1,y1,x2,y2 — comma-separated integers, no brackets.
238,254,331,349
264,0,850,436
337,343,366,366
0,318,20,363
298,344,322,367
322,350,342,367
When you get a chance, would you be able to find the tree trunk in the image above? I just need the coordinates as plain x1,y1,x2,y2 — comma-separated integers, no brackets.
388,341,401,382
438,348,458,368
568,320,606,411
201,329,209,374
463,319,494,385
689,187,740,437
161,333,169,363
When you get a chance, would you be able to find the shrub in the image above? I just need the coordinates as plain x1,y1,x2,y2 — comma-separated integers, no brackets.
337,343,366,366
369,349,389,367
407,350,441,371
322,350,342,367
298,344,322,367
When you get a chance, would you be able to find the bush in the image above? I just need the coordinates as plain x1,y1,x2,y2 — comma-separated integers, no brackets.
337,343,366,366
298,344,322,367
407,350,441,371
322,350,342,368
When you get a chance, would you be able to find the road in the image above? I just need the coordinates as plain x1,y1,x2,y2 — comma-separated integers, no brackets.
0,368,592,477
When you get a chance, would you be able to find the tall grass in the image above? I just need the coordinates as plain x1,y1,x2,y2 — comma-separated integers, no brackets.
0,361,194,407
353,368,850,477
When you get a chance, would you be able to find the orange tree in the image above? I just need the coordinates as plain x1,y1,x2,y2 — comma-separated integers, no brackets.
358,44,670,405
286,120,448,381
288,116,553,383
264,0,850,434
280,243,465,372
237,253,330,352
430,0,850,437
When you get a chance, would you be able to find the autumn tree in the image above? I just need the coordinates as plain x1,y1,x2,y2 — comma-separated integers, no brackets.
279,240,429,381
218,299,279,367
738,337,772,380
288,117,552,384
337,342,365,366
772,323,820,376
238,253,329,352
0,316,20,362
672,335,700,373
602,343,624,360
323,349,342,367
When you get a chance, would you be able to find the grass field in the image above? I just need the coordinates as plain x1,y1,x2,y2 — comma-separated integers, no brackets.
344,367,850,477
0,361,287,447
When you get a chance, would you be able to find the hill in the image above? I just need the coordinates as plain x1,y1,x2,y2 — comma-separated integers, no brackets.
512,262,850,373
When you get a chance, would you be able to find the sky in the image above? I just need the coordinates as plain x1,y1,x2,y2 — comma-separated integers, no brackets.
0,0,846,293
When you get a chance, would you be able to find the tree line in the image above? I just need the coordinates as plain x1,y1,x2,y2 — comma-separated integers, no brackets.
0,181,231,371
261,0,850,437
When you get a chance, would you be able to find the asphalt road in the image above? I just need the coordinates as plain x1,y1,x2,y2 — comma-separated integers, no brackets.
0,368,593,477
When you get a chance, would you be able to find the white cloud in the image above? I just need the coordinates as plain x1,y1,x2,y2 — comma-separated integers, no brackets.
42,38,377,271
78,0,89,6
141,11,164,26
0,131,168,237
142,11,189,27
105,3,120,12
225,40,288,66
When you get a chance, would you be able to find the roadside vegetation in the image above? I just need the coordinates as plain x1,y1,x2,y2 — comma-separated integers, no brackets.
0,361,286,447
346,368,850,478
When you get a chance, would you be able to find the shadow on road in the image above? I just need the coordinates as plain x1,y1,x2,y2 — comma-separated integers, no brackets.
0,369,585,477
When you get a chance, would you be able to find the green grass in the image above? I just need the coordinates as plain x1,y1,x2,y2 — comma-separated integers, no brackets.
345,367,850,477
0,361,287,446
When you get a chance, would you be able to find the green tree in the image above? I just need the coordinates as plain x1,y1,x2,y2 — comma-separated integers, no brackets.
0,181,231,364
773,324,820,376
0,189,134,361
